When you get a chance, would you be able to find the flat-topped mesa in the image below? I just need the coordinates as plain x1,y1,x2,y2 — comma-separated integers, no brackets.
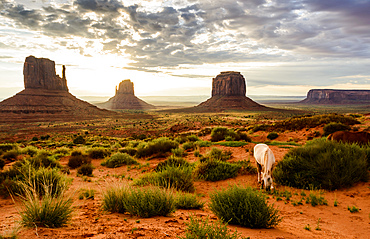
24,55,68,91
301,89,370,104
116,79,134,95
212,71,246,96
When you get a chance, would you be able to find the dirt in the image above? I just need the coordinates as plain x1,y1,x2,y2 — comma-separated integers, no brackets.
1,121,370,239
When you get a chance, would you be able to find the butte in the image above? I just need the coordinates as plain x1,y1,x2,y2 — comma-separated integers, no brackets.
98,80,155,110
0,56,115,122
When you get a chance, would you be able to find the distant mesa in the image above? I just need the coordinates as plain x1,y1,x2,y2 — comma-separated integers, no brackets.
0,55,114,122
300,89,370,104
98,80,155,110
196,71,267,111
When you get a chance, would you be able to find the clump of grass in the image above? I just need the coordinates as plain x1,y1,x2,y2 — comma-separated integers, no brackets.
315,218,322,231
155,156,192,172
171,147,187,157
304,224,311,231
19,181,73,228
119,146,137,156
135,165,195,192
182,142,196,151
87,147,111,159
205,147,232,161
136,137,179,158
175,193,204,210
79,188,95,200
348,205,360,213
102,185,175,218
2,149,19,161
273,139,369,190
77,163,94,176
305,190,327,207
234,159,257,175
210,127,238,142
20,146,39,157
179,215,246,239
194,160,241,181
209,185,281,228
68,150,90,169
101,153,138,168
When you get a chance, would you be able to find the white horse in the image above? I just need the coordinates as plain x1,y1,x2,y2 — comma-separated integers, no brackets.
253,143,276,191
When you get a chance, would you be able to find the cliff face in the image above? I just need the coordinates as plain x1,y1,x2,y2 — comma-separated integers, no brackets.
196,71,267,111
24,56,68,91
212,71,246,96
301,89,370,104
98,80,155,110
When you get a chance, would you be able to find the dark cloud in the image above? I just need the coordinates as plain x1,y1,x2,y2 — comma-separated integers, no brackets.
74,0,124,14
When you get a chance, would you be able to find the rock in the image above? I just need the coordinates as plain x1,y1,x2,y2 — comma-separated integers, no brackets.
301,89,370,104
212,71,246,96
23,55,68,91
98,80,155,110
0,56,115,122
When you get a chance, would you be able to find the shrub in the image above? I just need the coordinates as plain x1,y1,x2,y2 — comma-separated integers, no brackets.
267,132,279,140
0,144,16,153
20,146,39,157
53,147,70,156
135,165,195,192
237,131,252,142
77,163,94,176
306,190,328,207
182,142,196,151
119,147,137,156
323,122,351,136
19,182,73,228
31,136,39,141
102,185,128,213
68,152,90,169
2,149,19,161
155,156,192,172
101,153,138,168
124,186,176,217
171,147,187,157
175,193,204,210
79,189,95,200
206,148,232,161
273,139,369,190
210,127,238,142
195,160,241,181
87,147,110,159
187,135,200,142
209,185,281,228
32,150,62,169
73,136,85,144
179,215,245,239
235,159,257,175
136,137,179,158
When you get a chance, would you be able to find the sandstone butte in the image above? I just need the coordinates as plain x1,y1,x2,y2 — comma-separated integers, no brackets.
0,56,115,122
196,71,268,111
98,80,155,110
300,89,370,104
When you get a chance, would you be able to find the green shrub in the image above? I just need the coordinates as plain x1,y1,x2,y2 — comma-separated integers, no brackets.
182,142,196,151
187,135,200,142
20,146,39,157
211,127,238,142
2,149,19,161
31,136,39,141
155,156,192,172
0,143,16,153
124,186,176,217
119,146,137,156
175,193,204,210
206,148,232,161
53,147,70,156
68,152,90,169
32,150,62,169
267,132,279,140
234,159,257,175
237,131,252,142
79,189,95,200
197,127,212,136
213,141,248,147
102,185,128,213
73,136,85,144
209,185,281,228
179,215,245,239
171,147,187,157
273,139,369,190
101,153,138,168
77,163,94,176
306,190,328,207
87,147,110,159
136,165,195,192
19,182,73,228
323,122,351,136
347,205,360,213
195,140,212,147
195,160,241,181
136,137,179,158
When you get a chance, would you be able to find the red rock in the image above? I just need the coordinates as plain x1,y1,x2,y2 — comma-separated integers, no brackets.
301,89,370,104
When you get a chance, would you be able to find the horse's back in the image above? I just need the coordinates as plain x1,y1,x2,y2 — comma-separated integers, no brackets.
329,131,370,144
254,143,271,165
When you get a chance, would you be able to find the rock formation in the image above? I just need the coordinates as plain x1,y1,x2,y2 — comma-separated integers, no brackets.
196,71,267,111
98,80,155,110
300,89,370,104
0,56,114,122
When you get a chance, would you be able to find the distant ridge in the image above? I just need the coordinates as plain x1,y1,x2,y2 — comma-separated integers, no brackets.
300,89,370,104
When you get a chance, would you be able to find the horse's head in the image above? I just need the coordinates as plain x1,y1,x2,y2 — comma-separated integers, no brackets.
262,170,273,191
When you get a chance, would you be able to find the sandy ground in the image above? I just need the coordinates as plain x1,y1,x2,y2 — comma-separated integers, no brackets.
1,128,370,239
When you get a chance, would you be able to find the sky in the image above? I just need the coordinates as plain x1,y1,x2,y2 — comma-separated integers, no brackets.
0,0,370,100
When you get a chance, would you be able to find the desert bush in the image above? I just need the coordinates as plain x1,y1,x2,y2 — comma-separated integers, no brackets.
73,135,85,144
179,215,245,239
119,146,137,156
20,146,39,157
323,122,351,136
206,147,232,161
234,159,257,175
68,152,90,169
210,127,238,142
171,147,187,157
19,182,73,228
273,139,369,190
101,153,138,168
175,135,188,144
77,163,94,176
195,160,241,181
2,149,19,161
267,132,279,140
0,143,16,153
175,193,204,210
187,135,200,142
79,188,95,200
32,150,62,169
195,140,212,147
182,142,196,151
124,186,176,217
102,184,128,213
136,137,179,158
209,185,281,228
197,127,212,136
252,124,270,133
135,165,195,192
237,131,252,142
155,156,192,172
213,141,248,147
87,147,110,159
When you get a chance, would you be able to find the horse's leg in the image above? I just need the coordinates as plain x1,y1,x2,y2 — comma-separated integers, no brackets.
256,162,262,183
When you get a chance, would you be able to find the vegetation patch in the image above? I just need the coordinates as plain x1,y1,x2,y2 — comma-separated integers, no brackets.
175,193,204,210
101,153,138,168
323,122,351,136
136,137,179,158
195,160,241,181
